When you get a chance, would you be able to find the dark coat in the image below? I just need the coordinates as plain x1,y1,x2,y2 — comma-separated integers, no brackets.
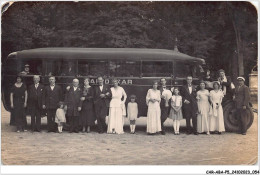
65,86,82,117
93,85,111,108
27,83,44,110
219,76,234,100
234,84,250,109
180,84,198,115
42,85,63,110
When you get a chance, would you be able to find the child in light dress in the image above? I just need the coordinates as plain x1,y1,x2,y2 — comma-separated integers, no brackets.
127,95,138,134
55,101,66,133
168,87,183,135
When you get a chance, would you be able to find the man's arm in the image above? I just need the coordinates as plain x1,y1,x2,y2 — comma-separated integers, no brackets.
243,86,250,107
222,76,231,87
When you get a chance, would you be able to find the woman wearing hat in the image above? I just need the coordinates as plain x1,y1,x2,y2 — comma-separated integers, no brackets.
234,76,251,135
209,81,225,134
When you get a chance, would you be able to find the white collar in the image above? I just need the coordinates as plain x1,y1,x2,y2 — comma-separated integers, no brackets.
219,76,227,82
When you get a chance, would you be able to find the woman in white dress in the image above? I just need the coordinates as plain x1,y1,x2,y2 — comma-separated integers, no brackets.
107,79,127,134
197,81,212,135
209,81,225,134
146,81,161,135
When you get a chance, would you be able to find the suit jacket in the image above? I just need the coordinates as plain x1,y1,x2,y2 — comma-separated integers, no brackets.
180,84,198,112
234,85,250,109
219,76,234,99
42,85,63,110
93,85,112,108
65,86,82,117
27,83,44,109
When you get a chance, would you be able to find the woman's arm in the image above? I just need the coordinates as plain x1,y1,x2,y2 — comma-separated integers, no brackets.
122,88,127,104
157,91,161,103
146,90,151,105
197,92,201,113
209,91,213,105
10,93,14,108
24,90,28,108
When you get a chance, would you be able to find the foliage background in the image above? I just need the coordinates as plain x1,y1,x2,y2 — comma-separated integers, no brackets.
1,1,257,81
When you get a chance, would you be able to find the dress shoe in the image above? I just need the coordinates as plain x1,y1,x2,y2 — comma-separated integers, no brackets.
242,132,247,135
194,132,198,135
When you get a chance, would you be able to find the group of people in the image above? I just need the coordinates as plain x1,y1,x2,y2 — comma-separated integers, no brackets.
9,69,251,135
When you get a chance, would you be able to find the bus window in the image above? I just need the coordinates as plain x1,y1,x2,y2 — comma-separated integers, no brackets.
78,60,90,76
192,64,204,79
11,59,42,75
109,60,141,77
174,61,203,78
60,61,76,76
174,62,192,78
42,60,61,76
88,60,108,76
142,61,173,77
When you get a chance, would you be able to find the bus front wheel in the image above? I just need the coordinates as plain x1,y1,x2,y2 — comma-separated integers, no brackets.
223,101,254,132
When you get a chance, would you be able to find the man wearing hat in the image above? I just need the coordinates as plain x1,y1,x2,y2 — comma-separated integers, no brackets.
234,76,251,135
20,64,32,75
217,69,234,102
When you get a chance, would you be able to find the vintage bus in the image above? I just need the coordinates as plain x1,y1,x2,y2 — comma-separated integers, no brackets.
2,48,254,132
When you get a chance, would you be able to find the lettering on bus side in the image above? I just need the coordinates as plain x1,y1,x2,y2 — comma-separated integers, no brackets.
89,79,133,85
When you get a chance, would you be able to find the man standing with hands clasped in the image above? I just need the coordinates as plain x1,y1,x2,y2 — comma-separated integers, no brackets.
234,76,251,135
180,76,198,135
94,76,112,134
65,78,82,133
42,76,63,132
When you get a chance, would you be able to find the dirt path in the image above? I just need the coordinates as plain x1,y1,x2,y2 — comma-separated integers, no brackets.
1,104,258,165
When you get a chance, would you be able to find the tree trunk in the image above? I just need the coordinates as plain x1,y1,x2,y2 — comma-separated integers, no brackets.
228,3,245,78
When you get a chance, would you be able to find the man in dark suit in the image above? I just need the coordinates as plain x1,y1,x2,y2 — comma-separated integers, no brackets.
159,78,171,135
65,78,82,133
234,76,251,135
218,69,235,103
180,76,198,135
42,76,63,132
27,75,44,132
93,76,111,133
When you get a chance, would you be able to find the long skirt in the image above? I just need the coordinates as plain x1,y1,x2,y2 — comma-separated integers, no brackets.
147,102,161,133
79,101,96,127
107,107,124,134
13,99,27,130
209,106,225,132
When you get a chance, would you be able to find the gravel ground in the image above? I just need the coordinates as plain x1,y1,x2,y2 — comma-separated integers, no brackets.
1,103,258,165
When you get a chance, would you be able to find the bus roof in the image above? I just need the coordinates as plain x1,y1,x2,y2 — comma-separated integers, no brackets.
8,47,205,63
